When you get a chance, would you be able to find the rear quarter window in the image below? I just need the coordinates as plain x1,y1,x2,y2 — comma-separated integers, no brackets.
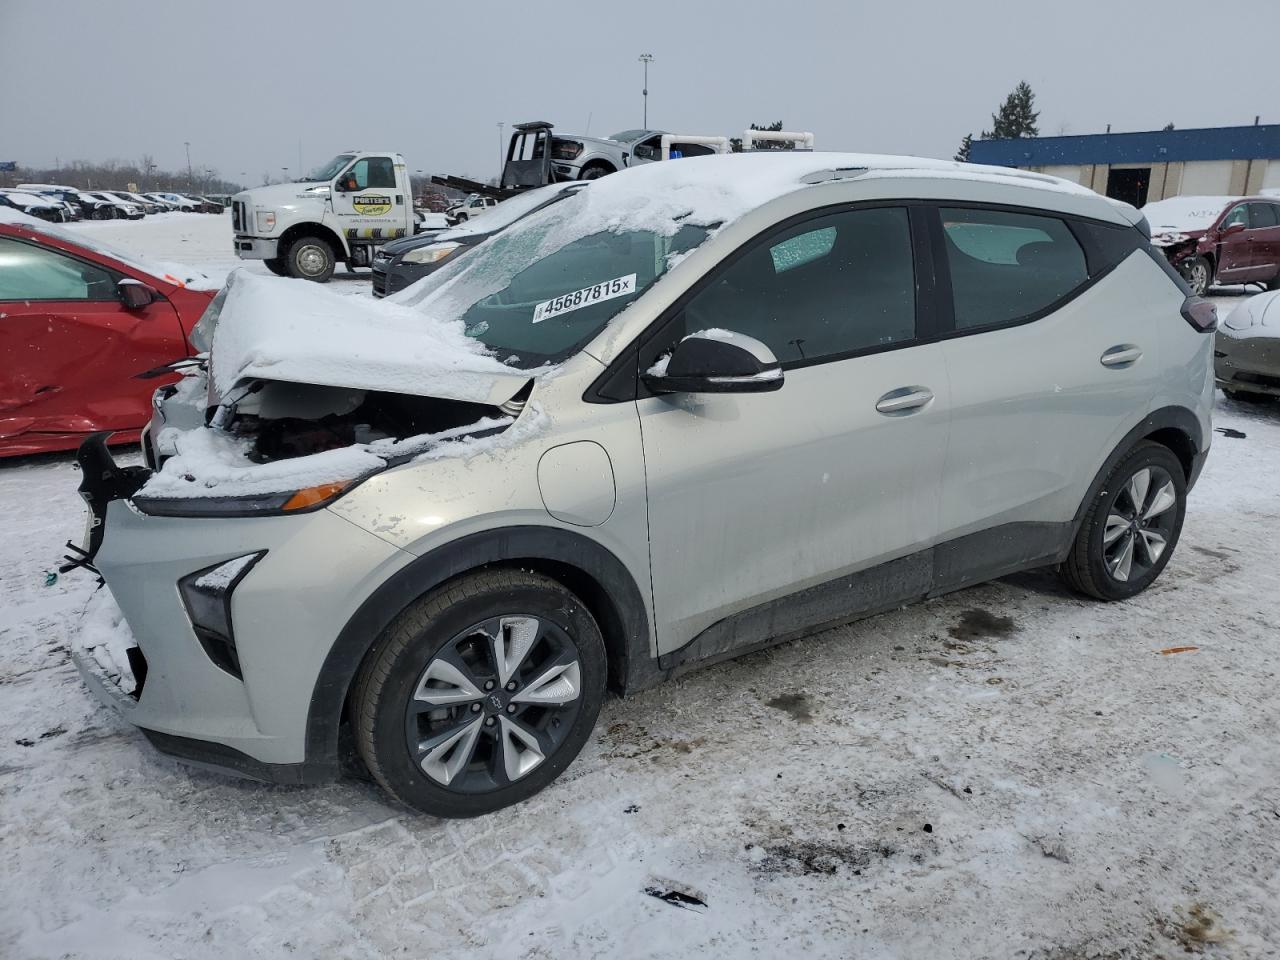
940,208,1089,330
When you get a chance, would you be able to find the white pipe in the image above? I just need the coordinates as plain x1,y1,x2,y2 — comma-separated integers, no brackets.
743,129,815,151
659,134,733,161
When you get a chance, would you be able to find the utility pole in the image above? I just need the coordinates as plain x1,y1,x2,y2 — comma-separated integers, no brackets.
184,141,193,190
638,54,654,128
497,122,505,178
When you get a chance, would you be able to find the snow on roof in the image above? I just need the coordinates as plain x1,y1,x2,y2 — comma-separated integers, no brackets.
1142,196,1237,232
209,271,529,403
0,206,215,289
0,191,58,207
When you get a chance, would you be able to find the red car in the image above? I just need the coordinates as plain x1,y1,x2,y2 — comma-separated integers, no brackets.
0,213,216,457
1144,195,1280,296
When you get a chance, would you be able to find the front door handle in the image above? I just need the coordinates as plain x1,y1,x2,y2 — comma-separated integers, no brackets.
875,386,934,415
1100,344,1143,368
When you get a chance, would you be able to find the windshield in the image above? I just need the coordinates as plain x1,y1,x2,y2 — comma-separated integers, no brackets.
306,154,355,182
609,129,650,142
396,189,712,365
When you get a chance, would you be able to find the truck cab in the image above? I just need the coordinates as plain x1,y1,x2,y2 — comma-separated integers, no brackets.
230,151,413,282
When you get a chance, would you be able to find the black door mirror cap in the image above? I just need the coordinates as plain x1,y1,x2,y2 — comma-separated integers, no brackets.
643,329,784,395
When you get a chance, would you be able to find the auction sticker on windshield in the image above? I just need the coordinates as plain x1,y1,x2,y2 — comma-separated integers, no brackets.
532,274,637,324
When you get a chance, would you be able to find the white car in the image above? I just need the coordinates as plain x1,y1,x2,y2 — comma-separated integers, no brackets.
1215,290,1280,401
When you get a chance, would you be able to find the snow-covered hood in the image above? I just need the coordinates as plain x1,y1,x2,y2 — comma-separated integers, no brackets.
1221,290,1280,340
208,271,536,406
235,182,330,213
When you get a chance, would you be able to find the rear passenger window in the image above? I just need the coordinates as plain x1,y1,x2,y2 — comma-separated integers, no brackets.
1249,203,1278,228
682,207,915,366
940,208,1088,330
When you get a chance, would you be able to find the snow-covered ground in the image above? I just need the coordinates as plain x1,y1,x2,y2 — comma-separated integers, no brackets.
2,215,1278,959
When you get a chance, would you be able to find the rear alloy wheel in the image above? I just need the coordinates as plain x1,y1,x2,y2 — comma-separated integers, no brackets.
285,235,335,282
1184,256,1212,296
1061,442,1186,601
352,570,606,817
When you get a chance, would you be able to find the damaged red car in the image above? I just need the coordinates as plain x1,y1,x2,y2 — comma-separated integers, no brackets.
0,210,216,457
1143,195,1280,296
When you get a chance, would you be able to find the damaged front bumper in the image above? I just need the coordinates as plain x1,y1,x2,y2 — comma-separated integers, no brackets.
66,435,414,783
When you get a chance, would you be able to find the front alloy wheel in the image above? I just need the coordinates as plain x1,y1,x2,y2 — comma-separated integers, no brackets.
1184,256,1211,296
407,615,584,792
352,570,606,817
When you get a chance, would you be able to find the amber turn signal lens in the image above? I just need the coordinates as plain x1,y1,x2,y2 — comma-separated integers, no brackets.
281,481,351,511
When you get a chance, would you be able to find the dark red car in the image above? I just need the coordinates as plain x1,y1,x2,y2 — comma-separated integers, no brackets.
0,214,216,457
1144,195,1280,296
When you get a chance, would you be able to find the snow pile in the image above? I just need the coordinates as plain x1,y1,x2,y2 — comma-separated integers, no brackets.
1221,289,1280,338
209,271,527,403
0,206,216,289
139,413,515,499
72,587,138,696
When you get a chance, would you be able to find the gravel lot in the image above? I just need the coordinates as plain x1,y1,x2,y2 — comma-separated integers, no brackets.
1,215,1276,959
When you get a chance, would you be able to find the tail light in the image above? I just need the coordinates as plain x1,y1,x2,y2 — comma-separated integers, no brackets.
551,139,583,161
1181,297,1217,333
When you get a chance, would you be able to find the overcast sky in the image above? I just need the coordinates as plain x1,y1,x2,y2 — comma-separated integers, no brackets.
3,0,1278,187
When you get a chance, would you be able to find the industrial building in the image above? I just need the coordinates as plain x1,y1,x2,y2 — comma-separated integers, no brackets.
968,124,1280,206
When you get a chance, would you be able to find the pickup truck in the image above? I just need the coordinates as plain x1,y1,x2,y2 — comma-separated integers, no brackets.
230,151,415,282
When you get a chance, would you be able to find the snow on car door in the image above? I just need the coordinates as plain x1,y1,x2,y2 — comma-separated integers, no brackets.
332,156,409,240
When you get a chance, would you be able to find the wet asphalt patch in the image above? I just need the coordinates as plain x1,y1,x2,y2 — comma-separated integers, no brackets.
947,608,1017,642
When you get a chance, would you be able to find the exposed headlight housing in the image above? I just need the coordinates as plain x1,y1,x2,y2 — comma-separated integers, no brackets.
402,241,461,265
256,210,276,232
133,478,360,518
552,139,583,161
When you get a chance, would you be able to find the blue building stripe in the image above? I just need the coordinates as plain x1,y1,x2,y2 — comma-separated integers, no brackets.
968,124,1280,167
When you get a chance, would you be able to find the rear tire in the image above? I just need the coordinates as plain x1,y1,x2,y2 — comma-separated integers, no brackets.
1184,256,1212,296
284,235,335,282
351,570,606,818
1266,273,1280,292
263,258,288,277
1061,442,1186,601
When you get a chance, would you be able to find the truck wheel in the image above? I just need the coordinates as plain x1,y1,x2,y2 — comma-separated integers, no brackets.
285,236,335,282
579,164,613,180
263,258,288,277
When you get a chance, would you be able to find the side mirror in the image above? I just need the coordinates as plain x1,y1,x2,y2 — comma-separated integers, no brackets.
642,329,783,395
1222,221,1246,236
633,144,656,161
119,279,158,309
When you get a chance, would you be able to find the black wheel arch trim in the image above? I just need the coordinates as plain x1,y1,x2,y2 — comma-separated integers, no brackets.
1072,405,1205,534
304,525,653,777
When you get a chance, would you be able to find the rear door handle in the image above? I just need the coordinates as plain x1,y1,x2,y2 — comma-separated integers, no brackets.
1100,344,1143,368
875,386,934,415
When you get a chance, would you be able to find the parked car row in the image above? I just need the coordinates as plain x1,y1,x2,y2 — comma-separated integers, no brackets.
7,183,226,221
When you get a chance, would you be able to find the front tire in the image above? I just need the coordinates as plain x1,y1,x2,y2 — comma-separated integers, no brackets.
284,235,335,282
263,257,288,276
1184,256,1212,296
579,164,613,181
1061,442,1186,601
351,570,607,818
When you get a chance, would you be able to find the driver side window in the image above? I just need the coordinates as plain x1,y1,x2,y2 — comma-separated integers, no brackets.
1222,205,1249,230
0,237,116,301
345,157,396,190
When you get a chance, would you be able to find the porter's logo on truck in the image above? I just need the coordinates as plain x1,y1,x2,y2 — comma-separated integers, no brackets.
352,194,392,216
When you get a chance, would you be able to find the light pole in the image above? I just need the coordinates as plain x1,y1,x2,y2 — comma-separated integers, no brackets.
638,54,654,128
146,161,157,190
184,141,193,190
281,166,289,183
497,122,505,178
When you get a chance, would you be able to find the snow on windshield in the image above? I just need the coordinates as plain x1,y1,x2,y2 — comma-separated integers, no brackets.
0,206,215,289
1142,196,1234,232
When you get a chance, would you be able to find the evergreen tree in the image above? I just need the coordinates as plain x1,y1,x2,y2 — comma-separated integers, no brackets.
982,81,1040,140
1163,122,1175,131
955,133,973,162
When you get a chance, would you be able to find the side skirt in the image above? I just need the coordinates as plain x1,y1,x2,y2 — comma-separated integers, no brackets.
655,521,1072,679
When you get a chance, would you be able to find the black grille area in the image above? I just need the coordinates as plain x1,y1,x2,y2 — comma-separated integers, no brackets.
232,200,246,232
1234,371,1280,389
